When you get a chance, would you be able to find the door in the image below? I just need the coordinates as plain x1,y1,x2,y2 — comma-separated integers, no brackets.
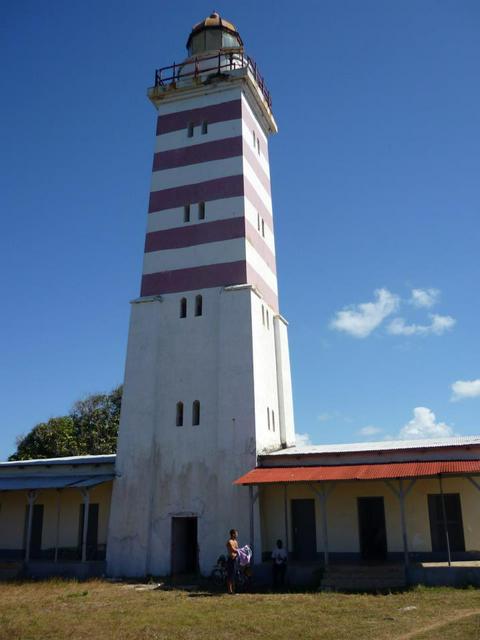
78,503,99,560
25,504,44,560
291,499,317,561
428,493,465,553
171,517,198,575
358,497,387,561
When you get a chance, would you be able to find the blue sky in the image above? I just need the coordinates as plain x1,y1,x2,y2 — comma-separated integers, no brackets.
1,0,479,459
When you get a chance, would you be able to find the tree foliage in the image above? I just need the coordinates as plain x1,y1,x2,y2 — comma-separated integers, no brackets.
9,386,122,461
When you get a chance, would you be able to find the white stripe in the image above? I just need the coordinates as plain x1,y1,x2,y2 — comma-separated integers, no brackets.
245,243,278,294
243,158,272,211
244,199,276,255
156,87,241,117
150,156,243,192
142,238,246,274
241,129,271,177
241,94,268,145
156,119,243,152
147,196,245,233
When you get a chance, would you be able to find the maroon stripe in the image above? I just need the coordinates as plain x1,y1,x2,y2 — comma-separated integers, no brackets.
145,218,246,252
149,175,244,213
156,100,242,136
141,261,247,296
244,177,273,228
246,264,279,313
243,141,271,196
245,219,277,275
153,137,243,172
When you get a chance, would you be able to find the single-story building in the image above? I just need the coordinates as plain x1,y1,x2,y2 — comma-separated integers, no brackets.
2,437,480,586
0,455,114,579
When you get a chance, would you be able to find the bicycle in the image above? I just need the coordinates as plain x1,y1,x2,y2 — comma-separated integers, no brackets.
210,554,252,591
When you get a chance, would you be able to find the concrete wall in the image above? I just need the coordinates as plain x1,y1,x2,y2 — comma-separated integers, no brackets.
108,285,283,576
259,477,480,557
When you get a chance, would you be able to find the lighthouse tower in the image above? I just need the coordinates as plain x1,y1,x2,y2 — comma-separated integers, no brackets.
107,13,295,577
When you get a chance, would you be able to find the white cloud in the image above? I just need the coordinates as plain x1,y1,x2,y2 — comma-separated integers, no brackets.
399,407,454,439
451,379,480,401
358,425,382,437
295,432,312,447
330,288,399,338
387,314,456,337
410,288,440,308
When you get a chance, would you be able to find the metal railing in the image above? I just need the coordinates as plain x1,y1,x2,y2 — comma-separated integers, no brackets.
153,50,272,109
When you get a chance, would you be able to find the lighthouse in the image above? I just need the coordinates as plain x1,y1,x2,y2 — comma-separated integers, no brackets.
107,13,295,577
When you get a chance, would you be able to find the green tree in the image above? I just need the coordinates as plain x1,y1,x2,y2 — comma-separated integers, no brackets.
9,385,122,461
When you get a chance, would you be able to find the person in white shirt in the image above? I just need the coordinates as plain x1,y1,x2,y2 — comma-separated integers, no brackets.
271,539,287,589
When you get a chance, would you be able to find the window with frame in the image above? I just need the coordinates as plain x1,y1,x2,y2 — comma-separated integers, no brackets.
198,202,205,220
201,121,208,135
187,122,194,137
184,204,191,223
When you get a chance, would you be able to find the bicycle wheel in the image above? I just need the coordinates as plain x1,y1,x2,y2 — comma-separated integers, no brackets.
210,568,225,587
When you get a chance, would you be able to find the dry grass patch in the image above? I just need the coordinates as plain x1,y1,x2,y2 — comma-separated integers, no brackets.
0,580,479,640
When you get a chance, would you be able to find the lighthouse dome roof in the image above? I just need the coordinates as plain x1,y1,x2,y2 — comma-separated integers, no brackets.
186,12,243,54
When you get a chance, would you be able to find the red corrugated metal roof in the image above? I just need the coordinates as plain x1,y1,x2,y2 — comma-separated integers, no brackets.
234,460,480,485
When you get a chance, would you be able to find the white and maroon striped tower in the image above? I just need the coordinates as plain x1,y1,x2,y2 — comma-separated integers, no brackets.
107,13,295,577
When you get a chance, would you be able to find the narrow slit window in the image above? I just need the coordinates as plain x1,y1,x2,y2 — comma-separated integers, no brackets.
267,407,270,430
192,400,200,426
176,402,184,427
257,213,261,231
272,410,275,432
266,310,270,329
198,202,205,220
195,294,203,317
201,121,208,135
252,130,256,146
262,305,265,326
257,138,260,155
184,204,190,223
187,122,194,137
261,218,265,238
180,297,187,318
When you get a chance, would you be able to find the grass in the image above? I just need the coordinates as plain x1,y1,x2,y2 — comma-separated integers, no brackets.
0,580,479,640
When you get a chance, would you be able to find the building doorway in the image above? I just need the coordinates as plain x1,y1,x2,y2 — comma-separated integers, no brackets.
291,499,317,561
78,503,99,560
171,516,198,575
358,497,387,561
428,493,465,553
24,504,44,560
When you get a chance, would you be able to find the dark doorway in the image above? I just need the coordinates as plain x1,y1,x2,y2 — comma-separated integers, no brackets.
428,493,465,553
291,499,317,561
358,497,387,561
24,504,44,559
171,517,198,575
78,503,99,560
